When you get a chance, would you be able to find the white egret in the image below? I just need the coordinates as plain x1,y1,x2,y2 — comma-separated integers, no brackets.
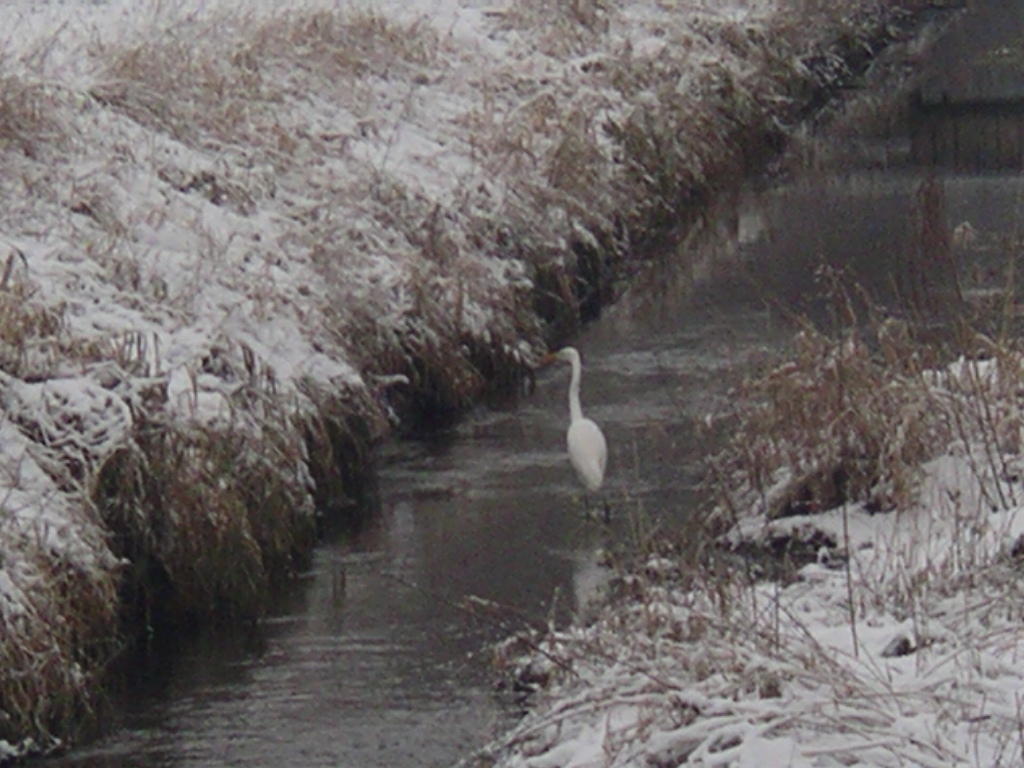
542,346,607,495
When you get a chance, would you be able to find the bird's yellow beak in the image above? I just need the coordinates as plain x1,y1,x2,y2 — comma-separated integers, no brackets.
537,351,557,368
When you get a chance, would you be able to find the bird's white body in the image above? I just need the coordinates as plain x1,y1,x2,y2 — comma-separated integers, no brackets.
568,417,606,492
549,346,607,492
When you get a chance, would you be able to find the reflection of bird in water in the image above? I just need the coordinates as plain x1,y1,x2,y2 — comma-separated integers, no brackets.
572,546,611,618
542,347,608,515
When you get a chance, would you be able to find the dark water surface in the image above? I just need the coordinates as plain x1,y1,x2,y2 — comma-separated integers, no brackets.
41,3,1024,767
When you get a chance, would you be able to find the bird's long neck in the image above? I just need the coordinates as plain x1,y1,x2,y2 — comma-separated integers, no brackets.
568,355,583,423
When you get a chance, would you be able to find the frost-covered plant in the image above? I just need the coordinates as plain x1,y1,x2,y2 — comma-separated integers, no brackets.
709,320,944,523
96,418,314,623
484,541,1024,767
0,277,63,378
0,423,121,753
91,7,441,164
0,72,67,160
710,303,1024,531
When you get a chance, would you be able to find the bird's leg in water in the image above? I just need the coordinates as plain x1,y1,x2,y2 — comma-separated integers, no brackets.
574,493,590,516
572,493,590,516
579,494,612,524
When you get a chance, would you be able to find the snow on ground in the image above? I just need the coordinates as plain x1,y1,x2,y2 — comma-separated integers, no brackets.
0,0,917,755
480,355,1024,767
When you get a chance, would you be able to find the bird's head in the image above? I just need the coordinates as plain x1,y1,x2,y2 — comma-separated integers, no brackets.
538,346,580,368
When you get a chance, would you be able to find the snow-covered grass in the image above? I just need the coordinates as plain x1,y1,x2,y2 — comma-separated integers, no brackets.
481,315,1024,767
0,0,918,757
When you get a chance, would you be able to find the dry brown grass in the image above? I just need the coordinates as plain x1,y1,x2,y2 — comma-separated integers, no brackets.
494,0,610,58
93,354,317,626
247,8,440,77
97,423,312,623
0,555,119,751
0,73,67,160
0,278,64,378
0,458,120,751
707,264,1024,545
90,8,440,166
709,320,943,523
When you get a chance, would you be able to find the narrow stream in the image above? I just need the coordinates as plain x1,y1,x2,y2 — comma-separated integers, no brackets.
41,3,1024,767
43,280,789,768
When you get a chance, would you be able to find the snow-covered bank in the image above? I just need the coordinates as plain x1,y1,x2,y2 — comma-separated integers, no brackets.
481,328,1024,767
0,0,920,757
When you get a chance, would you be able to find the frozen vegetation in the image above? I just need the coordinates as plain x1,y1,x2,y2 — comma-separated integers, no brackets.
0,0,922,758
